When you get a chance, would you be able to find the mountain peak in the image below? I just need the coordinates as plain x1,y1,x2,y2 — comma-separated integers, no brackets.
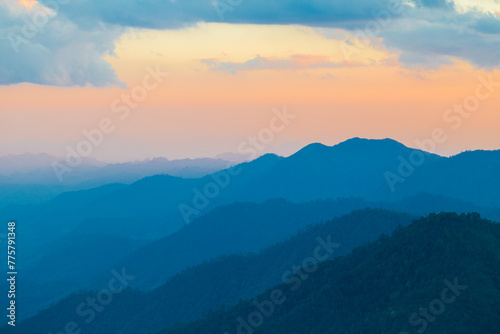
337,137,408,149
291,137,410,159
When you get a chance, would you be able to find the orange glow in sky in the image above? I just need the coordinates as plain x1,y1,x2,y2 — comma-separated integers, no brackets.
1,24,499,161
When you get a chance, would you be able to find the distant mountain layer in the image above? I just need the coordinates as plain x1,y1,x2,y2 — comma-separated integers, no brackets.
4,138,499,245
11,209,415,334
3,138,500,210
0,153,103,175
0,154,234,207
0,153,233,182
160,212,500,334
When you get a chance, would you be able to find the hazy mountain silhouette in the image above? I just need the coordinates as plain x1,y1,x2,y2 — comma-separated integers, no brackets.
11,209,414,334
10,192,500,320
12,137,498,234
4,139,500,213
2,138,500,272
84,198,374,290
0,154,234,208
9,197,364,320
0,153,103,175
2,138,500,323
215,152,251,163
396,149,500,207
0,153,282,255
0,154,233,184
10,234,149,320
5,138,500,247
83,192,500,293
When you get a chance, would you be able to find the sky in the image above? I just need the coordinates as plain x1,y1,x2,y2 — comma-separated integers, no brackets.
0,0,499,162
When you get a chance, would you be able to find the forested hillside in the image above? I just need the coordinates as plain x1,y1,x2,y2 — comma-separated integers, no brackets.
162,212,500,334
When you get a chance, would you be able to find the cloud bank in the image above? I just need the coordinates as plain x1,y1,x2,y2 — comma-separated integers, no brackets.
1,0,499,87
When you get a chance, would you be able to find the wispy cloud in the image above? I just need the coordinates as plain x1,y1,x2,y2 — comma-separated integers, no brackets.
200,54,363,74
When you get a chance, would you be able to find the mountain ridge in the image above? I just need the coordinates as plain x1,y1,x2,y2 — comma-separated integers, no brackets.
160,212,500,334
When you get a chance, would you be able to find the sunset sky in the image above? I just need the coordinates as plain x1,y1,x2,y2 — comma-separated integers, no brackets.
1,0,499,162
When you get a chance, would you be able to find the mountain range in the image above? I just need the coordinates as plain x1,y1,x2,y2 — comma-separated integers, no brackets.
3,138,498,252
1,137,499,332
9,211,500,334
7,209,414,333
0,153,235,208
161,212,500,334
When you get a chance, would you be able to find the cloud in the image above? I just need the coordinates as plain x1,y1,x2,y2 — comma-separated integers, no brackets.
411,0,455,9
2,0,500,87
321,73,334,80
469,13,500,34
379,9,500,69
38,0,404,29
48,0,500,71
0,1,125,87
200,54,363,74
